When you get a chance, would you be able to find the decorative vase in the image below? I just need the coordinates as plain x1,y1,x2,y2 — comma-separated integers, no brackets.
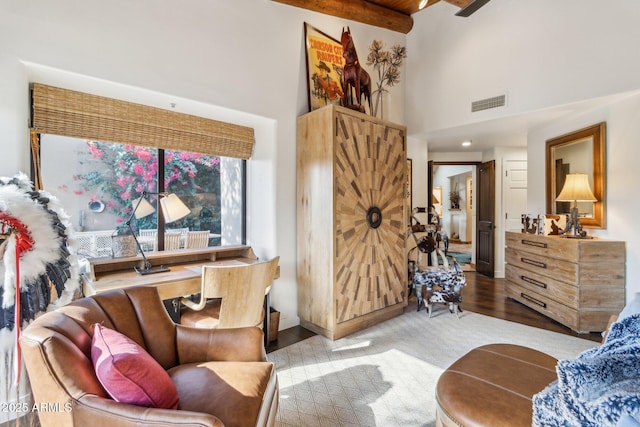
372,90,389,120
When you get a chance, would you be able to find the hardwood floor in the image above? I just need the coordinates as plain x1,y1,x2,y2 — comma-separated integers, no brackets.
267,322,316,353
267,271,603,353
459,272,603,342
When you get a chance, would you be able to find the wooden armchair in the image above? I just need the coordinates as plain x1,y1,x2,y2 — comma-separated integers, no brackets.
164,233,182,250
185,230,210,248
180,257,279,330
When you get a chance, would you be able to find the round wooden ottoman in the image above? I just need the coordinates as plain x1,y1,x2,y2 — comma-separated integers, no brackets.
435,343,558,427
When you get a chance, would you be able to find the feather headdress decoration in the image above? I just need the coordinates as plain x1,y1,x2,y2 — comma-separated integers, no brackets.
0,172,79,384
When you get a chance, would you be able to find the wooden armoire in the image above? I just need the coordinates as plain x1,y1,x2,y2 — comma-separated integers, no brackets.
297,104,407,340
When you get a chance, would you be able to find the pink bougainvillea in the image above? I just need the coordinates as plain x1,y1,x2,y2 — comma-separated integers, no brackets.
73,140,220,229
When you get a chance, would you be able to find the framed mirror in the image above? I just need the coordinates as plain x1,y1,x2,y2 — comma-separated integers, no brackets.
545,122,606,229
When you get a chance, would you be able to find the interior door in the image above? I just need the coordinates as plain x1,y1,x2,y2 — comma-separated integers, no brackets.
476,160,495,277
504,160,527,232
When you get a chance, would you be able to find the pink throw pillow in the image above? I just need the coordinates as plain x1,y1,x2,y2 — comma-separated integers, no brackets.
91,323,179,409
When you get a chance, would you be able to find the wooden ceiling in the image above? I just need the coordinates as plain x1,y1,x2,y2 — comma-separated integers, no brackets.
272,0,487,34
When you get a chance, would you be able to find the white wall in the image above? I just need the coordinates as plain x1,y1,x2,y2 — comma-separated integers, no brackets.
0,0,407,333
406,0,640,135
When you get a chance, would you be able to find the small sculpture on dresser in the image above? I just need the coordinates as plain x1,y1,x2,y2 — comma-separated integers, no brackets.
521,214,542,234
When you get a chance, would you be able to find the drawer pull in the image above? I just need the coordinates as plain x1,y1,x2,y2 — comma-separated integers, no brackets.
521,239,547,249
521,257,547,269
521,275,547,289
521,293,547,308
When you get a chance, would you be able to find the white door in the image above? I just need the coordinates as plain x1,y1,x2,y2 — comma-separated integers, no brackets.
504,160,527,232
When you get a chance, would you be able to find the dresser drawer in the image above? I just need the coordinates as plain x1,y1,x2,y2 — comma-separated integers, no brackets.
505,264,578,308
578,285,626,310
506,232,579,262
506,282,578,331
506,247,578,285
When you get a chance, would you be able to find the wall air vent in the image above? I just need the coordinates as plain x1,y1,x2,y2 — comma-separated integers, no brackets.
471,94,506,112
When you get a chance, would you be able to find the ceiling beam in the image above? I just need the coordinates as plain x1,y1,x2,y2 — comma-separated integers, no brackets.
272,0,414,34
423,0,444,9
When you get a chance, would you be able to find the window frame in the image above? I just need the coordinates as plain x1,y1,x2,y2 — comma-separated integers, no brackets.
31,83,251,253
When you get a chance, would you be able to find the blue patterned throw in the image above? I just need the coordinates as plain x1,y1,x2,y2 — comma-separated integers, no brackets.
533,314,640,427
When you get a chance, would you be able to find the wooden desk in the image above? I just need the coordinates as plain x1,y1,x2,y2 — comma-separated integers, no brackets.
83,245,259,299
82,245,277,346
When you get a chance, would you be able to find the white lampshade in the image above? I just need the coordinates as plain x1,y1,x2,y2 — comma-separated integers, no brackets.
556,174,597,202
160,193,191,223
132,196,156,219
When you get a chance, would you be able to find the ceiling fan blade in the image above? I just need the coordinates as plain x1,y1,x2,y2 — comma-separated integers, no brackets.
455,0,491,17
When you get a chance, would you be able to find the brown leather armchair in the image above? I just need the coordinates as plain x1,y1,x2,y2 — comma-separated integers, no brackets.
20,286,278,427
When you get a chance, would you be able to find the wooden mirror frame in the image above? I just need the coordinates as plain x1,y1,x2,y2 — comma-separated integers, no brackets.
545,122,606,229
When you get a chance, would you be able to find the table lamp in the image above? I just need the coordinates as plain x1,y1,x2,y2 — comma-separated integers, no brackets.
126,191,191,275
556,173,597,238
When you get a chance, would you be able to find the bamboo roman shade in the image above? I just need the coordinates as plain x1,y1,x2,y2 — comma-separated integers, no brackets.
31,83,255,159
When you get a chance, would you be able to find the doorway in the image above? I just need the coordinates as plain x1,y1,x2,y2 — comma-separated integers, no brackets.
428,161,480,272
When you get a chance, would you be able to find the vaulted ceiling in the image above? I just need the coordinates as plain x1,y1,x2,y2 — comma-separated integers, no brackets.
271,0,490,33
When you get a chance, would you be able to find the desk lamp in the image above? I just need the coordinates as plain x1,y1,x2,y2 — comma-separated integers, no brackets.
556,173,597,238
127,191,191,275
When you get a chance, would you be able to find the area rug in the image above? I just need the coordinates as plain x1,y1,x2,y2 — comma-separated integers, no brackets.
446,251,471,266
268,306,597,427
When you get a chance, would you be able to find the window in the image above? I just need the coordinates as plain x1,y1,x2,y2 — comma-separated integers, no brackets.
40,134,245,259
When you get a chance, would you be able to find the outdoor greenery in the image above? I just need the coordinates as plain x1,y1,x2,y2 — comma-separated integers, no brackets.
73,141,221,234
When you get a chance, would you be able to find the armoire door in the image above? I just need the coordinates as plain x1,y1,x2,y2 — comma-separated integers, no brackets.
333,110,406,322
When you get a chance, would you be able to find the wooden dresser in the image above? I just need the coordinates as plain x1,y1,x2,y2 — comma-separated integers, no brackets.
505,231,625,333
297,105,407,340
